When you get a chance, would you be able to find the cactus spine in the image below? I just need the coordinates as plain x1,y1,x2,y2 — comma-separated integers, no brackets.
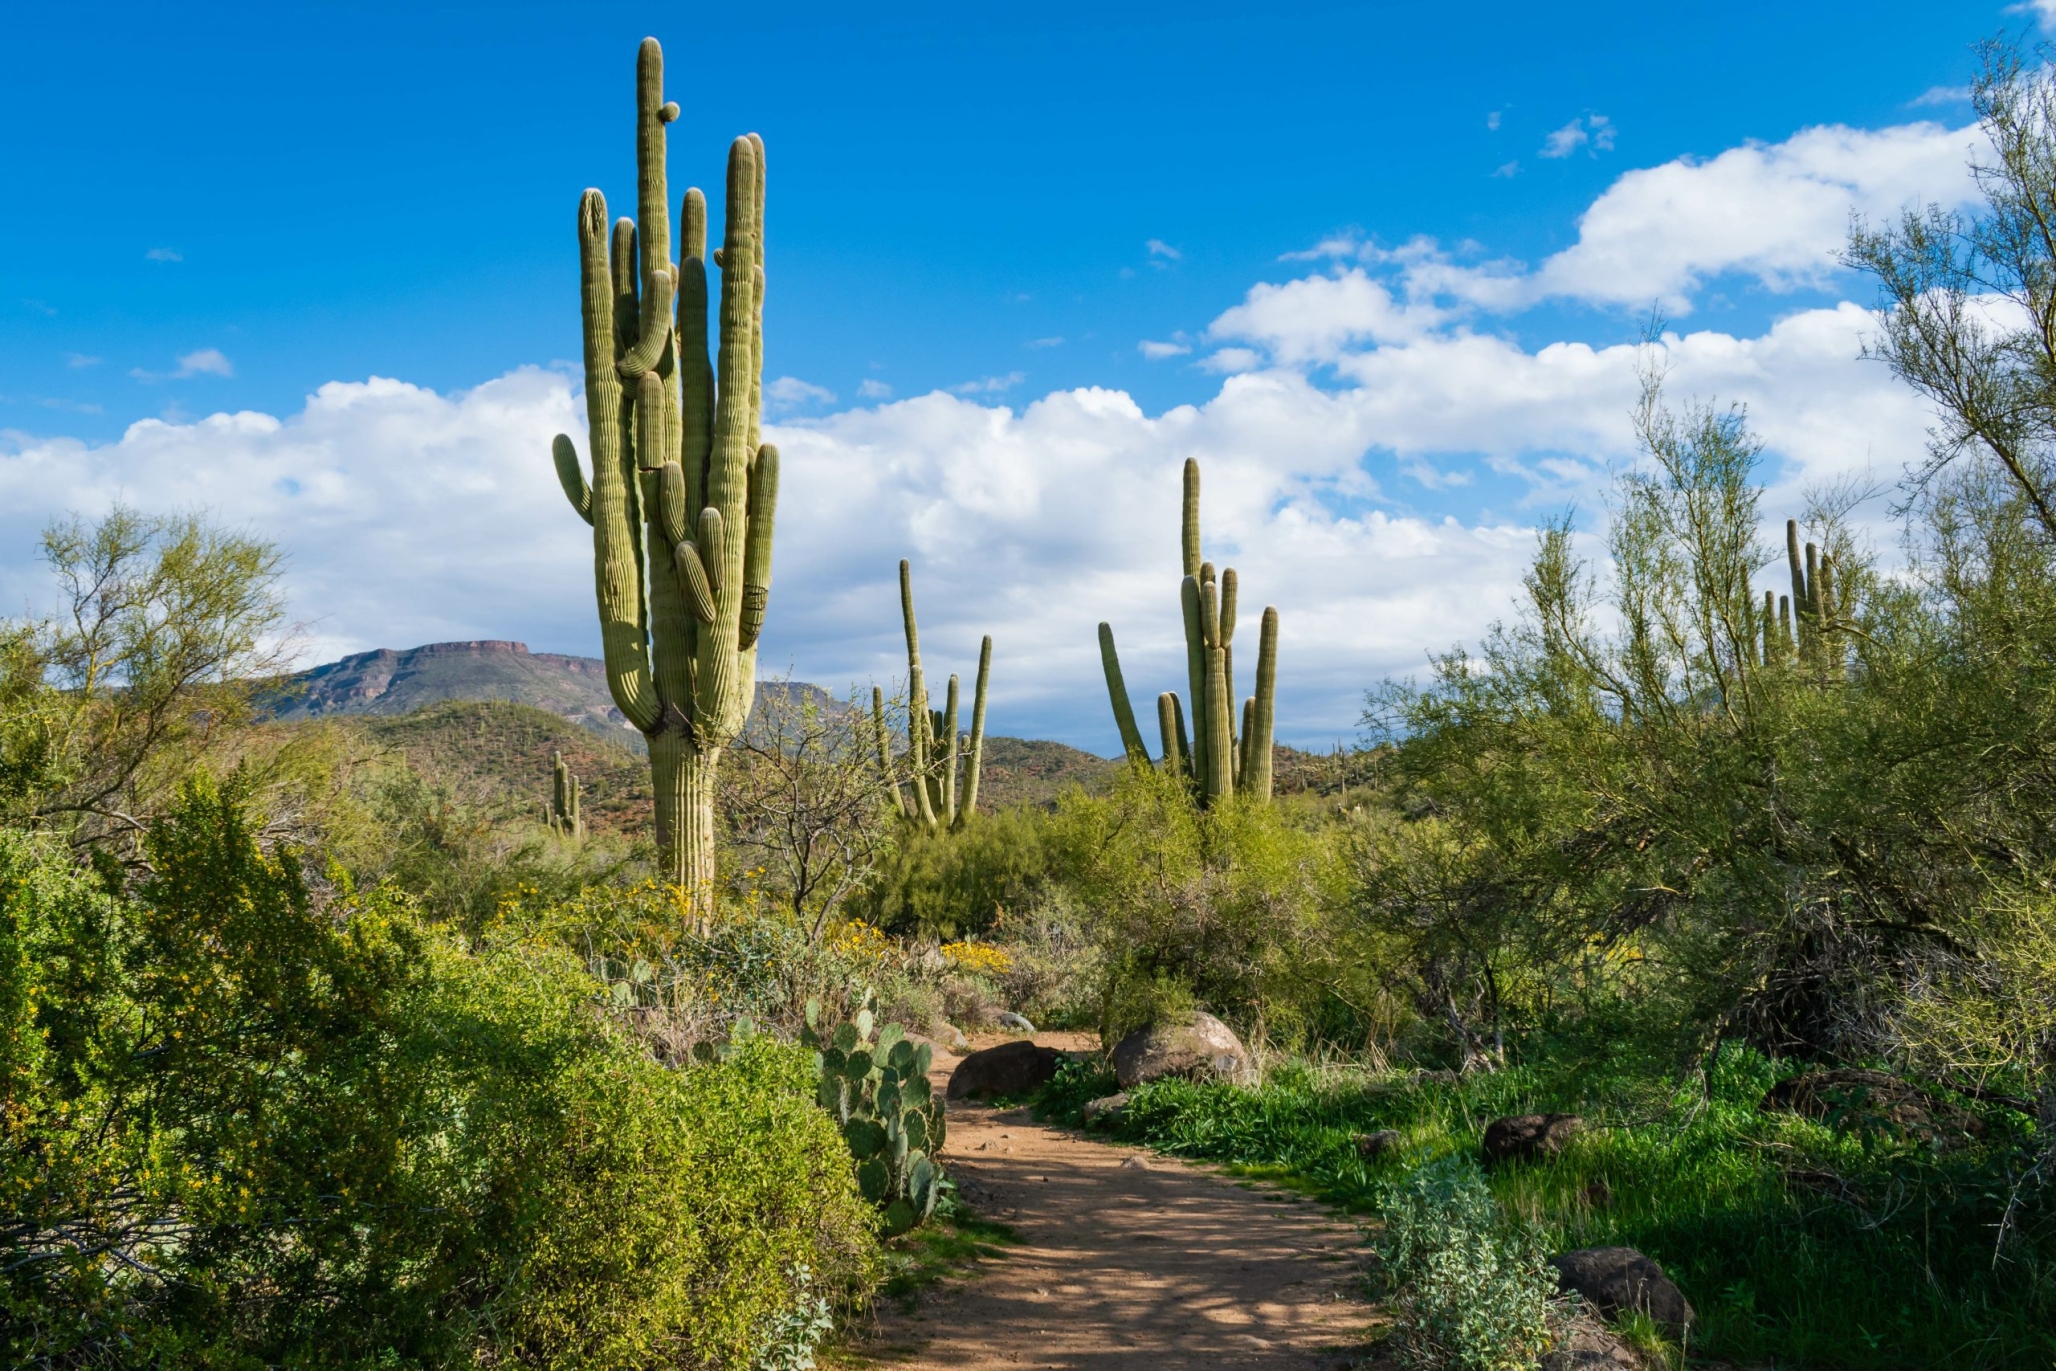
545,750,586,839
892,560,992,829
550,39,777,901
1098,457,1278,806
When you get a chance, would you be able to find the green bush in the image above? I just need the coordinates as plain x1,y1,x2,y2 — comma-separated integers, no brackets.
1,776,875,1369
1376,1157,1557,1371
849,805,1049,940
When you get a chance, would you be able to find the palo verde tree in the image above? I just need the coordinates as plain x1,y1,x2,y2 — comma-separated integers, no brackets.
550,38,778,899
1098,458,1278,805
877,559,991,829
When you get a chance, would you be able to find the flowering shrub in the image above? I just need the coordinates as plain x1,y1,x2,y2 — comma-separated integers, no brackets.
940,939,1013,977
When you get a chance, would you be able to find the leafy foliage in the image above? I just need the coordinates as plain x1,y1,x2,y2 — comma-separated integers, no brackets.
1,777,874,1369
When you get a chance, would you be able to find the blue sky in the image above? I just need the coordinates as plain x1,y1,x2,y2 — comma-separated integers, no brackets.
0,1,2020,750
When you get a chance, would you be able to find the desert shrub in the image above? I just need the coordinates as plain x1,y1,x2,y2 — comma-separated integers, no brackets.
1376,1156,1558,1371
1041,766,1341,1037
849,805,1049,939
1,777,875,1369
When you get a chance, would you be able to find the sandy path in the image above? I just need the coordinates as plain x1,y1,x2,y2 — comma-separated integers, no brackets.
855,1035,1377,1370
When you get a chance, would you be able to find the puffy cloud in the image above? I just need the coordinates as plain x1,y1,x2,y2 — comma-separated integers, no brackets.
1285,117,1984,315
1207,268,1448,364
857,378,893,400
144,247,183,263
1526,118,1980,307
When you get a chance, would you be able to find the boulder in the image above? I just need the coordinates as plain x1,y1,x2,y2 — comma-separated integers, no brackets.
1549,1246,1694,1340
1481,1112,1583,1165
1759,1068,1984,1143
995,1010,1037,1034
1112,1011,1253,1089
939,1023,971,1052
946,1039,1064,1101
1353,1129,1402,1160
1081,1093,1130,1126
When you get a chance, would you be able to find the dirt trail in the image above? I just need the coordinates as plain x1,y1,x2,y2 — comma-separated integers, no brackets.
857,1034,1377,1370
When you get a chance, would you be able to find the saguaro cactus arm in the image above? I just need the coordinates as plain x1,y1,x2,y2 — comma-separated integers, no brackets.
552,436,593,524
1158,692,1186,777
957,635,992,826
1244,606,1279,801
1098,622,1152,765
899,559,937,826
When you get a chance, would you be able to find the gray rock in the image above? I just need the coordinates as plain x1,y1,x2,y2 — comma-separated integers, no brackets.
939,1023,971,1052
1082,1093,1130,1126
995,1010,1037,1034
1482,1112,1584,1165
1112,1011,1253,1089
1550,1246,1695,1340
1353,1129,1402,1160
946,1039,1064,1101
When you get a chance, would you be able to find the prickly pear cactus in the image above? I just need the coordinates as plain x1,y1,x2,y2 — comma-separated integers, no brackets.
800,989,947,1235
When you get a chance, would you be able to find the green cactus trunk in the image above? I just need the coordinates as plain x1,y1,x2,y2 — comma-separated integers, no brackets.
550,38,776,906
548,750,586,839
894,560,994,827
1096,457,1279,806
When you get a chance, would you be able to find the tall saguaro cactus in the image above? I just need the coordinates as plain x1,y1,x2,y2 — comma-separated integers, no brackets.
888,560,992,828
550,38,777,897
1099,458,1278,806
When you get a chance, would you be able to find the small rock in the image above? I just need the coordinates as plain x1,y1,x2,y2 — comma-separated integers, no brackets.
1112,1011,1253,1088
995,1010,1037,1034
1082,1093,1130,1126
1550,1246,1695,1340
1482,1112,1584,1165
936,1023,971,1052
1353,1129,1402,1160
947,1039,1065,1100
1119,1154,1149,1170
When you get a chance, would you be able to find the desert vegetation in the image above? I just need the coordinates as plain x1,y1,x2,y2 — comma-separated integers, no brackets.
7,28,2056,1371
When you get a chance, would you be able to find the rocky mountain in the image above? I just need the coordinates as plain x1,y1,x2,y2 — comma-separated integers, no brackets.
266,641,1120,812
267,640,832,740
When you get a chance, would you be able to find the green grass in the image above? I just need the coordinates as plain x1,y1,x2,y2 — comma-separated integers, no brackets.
1034,1049,2055,1369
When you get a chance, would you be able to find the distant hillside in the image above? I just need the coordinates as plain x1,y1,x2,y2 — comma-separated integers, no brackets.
974,736,1119,809
269,640,833,741
355,700,653,833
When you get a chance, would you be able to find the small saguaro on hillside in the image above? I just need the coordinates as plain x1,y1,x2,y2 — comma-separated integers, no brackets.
873,559,992,828
543,750,585,839
1099,457,1278,805
548,37,778,897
